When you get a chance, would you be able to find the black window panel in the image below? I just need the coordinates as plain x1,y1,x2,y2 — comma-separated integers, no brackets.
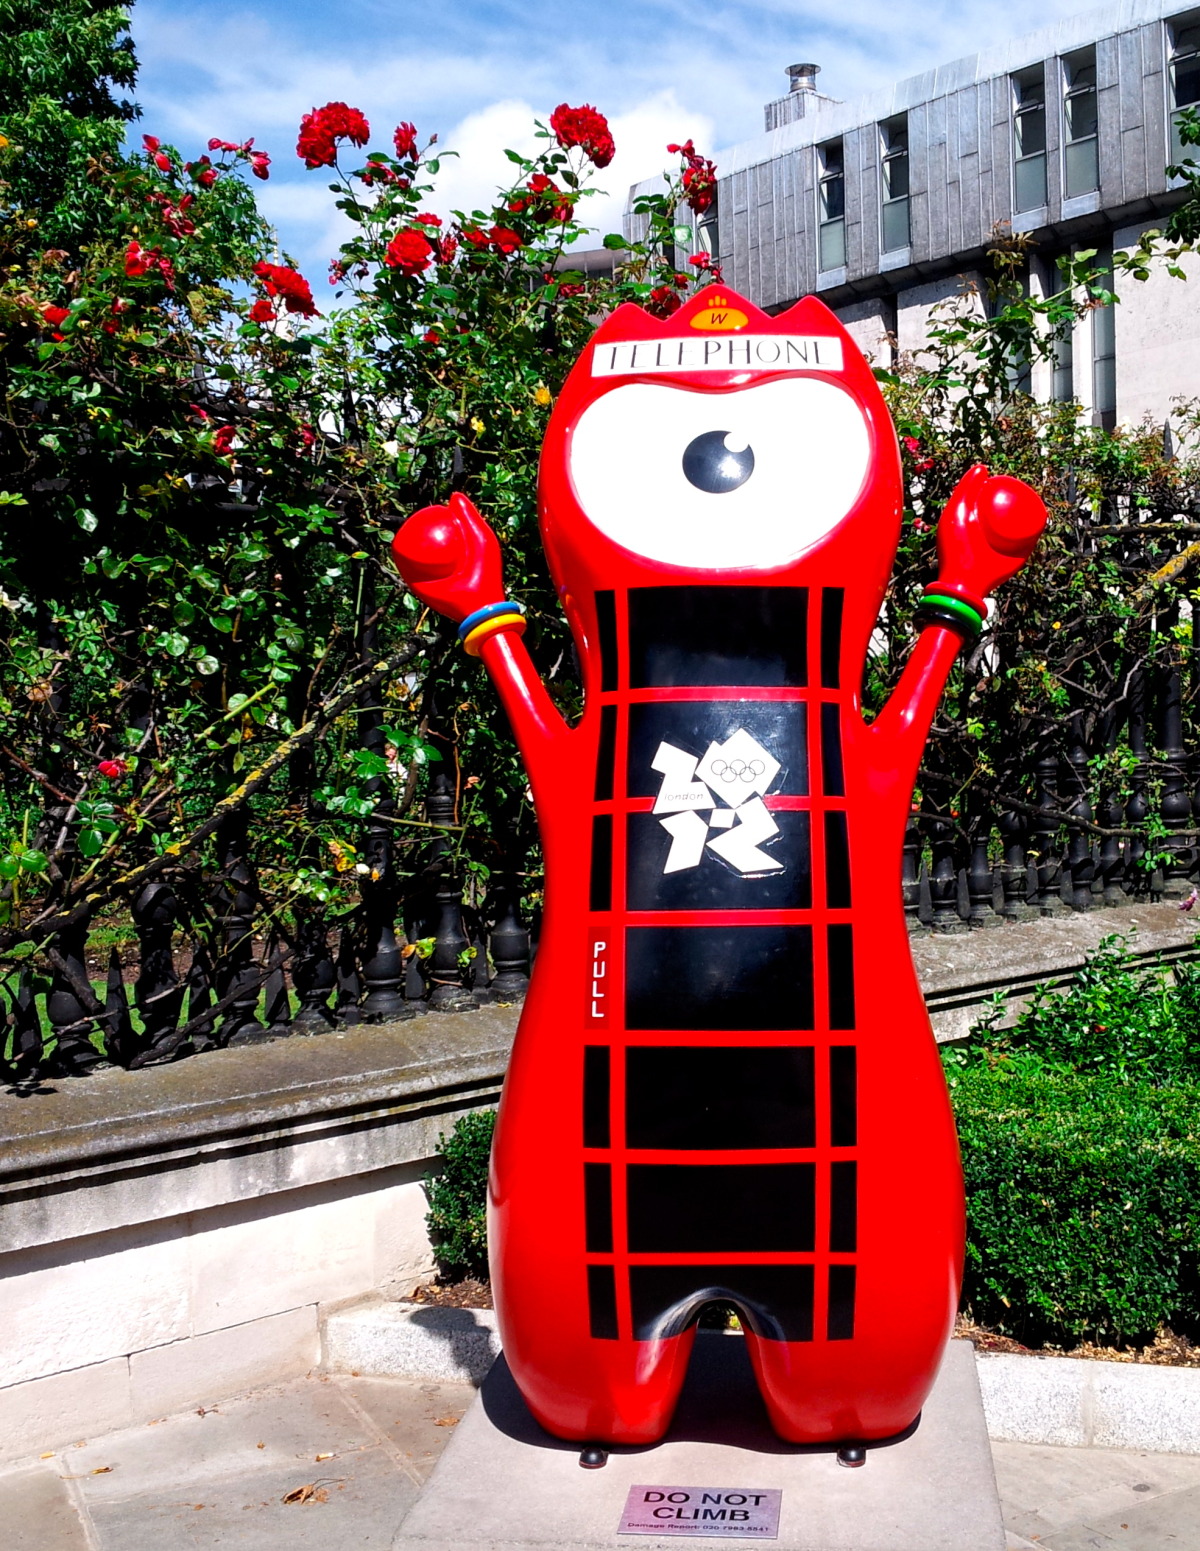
823,811,851,908
628,587,808,688
830,1046,857,1146
820,703,844,796
630,1262,814,1342
589,815,613,912
829,1160,857,1252
820,588,843,688
626,811,810,912
828,924,856,1030
627,1162,815,1252
584,1162,613,1252
593,704,617,801
625,1045,815,1150
583,1045,611,1149
627,701,807,798
827,1264,856,1341
625,925,814,1031
588,1264,619,1340
595,590,618,691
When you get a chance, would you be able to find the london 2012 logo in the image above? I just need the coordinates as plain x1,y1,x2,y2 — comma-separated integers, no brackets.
650,729,782,877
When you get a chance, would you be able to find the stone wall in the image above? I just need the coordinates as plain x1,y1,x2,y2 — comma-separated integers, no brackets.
0,1011,513,1463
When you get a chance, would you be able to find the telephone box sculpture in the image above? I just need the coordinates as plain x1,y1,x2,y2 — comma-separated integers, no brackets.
392,286,1046,1456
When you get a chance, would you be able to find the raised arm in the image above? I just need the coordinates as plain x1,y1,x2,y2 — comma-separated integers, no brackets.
869,464,1047,791
391,493,568,765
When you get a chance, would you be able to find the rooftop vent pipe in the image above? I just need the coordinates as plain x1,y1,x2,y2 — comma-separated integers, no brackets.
787,63,820,93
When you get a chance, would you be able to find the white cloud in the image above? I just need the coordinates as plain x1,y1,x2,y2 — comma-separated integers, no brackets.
129,0,1106,282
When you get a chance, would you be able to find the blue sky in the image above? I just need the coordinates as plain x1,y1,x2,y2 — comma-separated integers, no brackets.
132,0,1099,287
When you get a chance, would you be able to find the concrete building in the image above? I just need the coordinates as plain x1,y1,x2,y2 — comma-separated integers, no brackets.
631,0,1200,429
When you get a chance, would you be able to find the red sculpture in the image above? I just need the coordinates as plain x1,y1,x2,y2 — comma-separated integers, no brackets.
392,287,1046,1452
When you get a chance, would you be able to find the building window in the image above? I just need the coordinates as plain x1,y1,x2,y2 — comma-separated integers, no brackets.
1169,16,1200,167
696,192,720,267
879,116,910,251
1092,243,1116,422
1052,319,1074,401
1013,66,1048,211
818,140,846,270
1062,49,1099,197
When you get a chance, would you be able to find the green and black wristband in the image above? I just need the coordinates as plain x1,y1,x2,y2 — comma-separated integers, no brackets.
914,591,984,638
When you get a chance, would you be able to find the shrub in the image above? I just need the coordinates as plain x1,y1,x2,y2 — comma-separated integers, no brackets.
966,936,1200,1086
424,1108,496,1283
952,1063,1200,1345
948,938,1200,1345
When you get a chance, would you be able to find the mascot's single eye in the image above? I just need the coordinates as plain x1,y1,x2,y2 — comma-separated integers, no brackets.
568,377,871,570
682,431,755,494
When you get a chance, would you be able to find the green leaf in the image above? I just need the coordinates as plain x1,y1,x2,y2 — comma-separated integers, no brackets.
77,828,104,857
0,856,20,880
196,655,220,675
19,850,48,874
602,233,627,251
172,599,196,626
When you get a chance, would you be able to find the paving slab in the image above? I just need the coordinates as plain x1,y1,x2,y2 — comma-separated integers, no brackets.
393,1336,1005,1551
992,1441,1200,1550
3,1462,90,1551
0,1373,473,1551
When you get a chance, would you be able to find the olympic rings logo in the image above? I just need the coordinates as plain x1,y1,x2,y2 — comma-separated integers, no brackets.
706,758,767,785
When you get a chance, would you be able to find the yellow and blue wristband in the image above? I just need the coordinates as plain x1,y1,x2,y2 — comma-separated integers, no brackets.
458,601,527,656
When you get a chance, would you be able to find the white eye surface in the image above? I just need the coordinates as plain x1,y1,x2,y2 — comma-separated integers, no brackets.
567,377,872,570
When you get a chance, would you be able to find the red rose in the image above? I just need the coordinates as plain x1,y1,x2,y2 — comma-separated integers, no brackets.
423,328,441,344
250,151,270,180
297,102,370,168
549,103,614,168
682,163,716,213
461,226,489,249
248,298,275,323
646,285,681,318
528,173,552,194
383,229,434,273
143,134,161,153
689,253,712,269
488,225,522,255
124,240,176,290
252,261,319,317
125,240,148,278
393,122,418,160
435,235,457,264
41,304,70,327
97,759,128,780
556,282,585,297
362,161,395,186
414,212,442,227
213,425,237,456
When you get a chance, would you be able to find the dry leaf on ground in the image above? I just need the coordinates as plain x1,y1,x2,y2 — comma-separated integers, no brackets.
433,1417,459,1428
282,1482,331,1505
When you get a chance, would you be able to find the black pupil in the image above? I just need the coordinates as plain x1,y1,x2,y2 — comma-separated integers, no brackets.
682,430,755,494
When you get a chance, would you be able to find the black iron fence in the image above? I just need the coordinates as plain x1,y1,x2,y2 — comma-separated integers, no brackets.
7,471,1200,1081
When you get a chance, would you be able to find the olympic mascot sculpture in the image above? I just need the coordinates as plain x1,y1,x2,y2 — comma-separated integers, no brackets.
391,286,1046,1457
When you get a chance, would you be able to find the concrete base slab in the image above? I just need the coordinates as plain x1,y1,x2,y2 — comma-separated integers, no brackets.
393,1336,1005,1551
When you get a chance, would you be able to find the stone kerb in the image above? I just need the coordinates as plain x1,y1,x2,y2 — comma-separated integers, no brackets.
319,1305,1200,1458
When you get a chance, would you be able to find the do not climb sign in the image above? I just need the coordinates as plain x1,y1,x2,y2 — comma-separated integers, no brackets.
618,1484,782,1539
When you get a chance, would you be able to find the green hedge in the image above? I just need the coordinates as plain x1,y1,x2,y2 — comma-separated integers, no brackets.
424,1109,496,1283
952,1061,1200,1345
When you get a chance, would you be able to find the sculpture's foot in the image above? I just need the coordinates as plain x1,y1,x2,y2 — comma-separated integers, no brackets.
579,1445,608,1469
